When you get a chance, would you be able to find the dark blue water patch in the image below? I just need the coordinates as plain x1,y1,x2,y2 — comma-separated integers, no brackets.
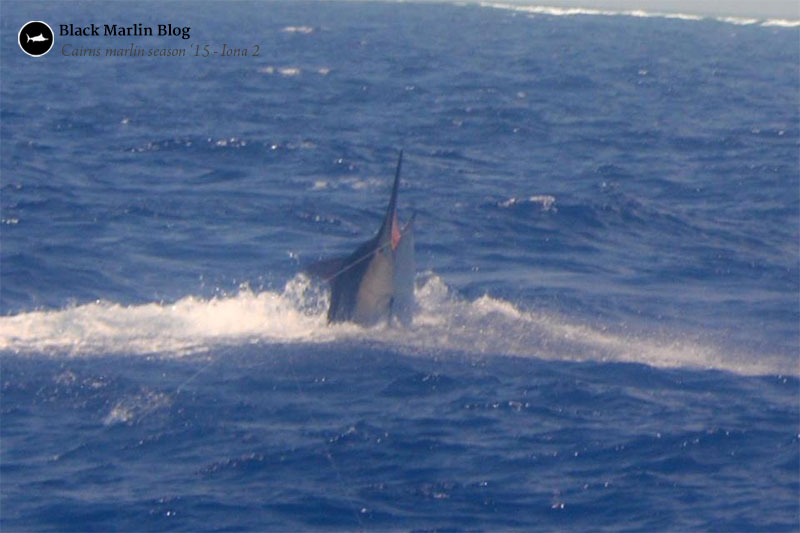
381,372,461,397
2,343,799,530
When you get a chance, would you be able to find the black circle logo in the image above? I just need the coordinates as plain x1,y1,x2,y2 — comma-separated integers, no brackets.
19,21,54,57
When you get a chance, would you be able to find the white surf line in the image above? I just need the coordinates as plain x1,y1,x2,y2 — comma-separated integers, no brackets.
477,2,800,27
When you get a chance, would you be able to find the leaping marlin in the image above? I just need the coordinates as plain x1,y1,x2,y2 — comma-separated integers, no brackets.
307,151,415,326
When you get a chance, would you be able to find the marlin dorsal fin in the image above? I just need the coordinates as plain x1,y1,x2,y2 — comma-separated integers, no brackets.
377,150,403,240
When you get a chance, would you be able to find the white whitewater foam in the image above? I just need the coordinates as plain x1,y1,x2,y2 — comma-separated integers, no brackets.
0,277,334,357
480,2,700,20
281,25,314,34
716,16,759,26
478,2,800,27
761,18,800,27
0,274,793,377
103,389,172,426
499,195,557,211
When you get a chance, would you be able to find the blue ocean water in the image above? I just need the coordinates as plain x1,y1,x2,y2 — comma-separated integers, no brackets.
1,1,798,530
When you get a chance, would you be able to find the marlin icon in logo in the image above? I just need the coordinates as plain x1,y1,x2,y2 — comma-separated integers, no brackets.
26,33,49,43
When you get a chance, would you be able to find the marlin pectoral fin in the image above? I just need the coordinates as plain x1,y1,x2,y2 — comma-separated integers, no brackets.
402,211,417,233
304,256,349,281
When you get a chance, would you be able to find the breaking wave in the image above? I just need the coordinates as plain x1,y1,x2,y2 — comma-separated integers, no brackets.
478,2,800,28
0,274,793,377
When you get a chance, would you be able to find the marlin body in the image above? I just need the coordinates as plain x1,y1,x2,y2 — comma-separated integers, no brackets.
307,151,415,326
26,33,48,43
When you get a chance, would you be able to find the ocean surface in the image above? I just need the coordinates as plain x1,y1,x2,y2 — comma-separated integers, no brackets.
1,1,798,531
